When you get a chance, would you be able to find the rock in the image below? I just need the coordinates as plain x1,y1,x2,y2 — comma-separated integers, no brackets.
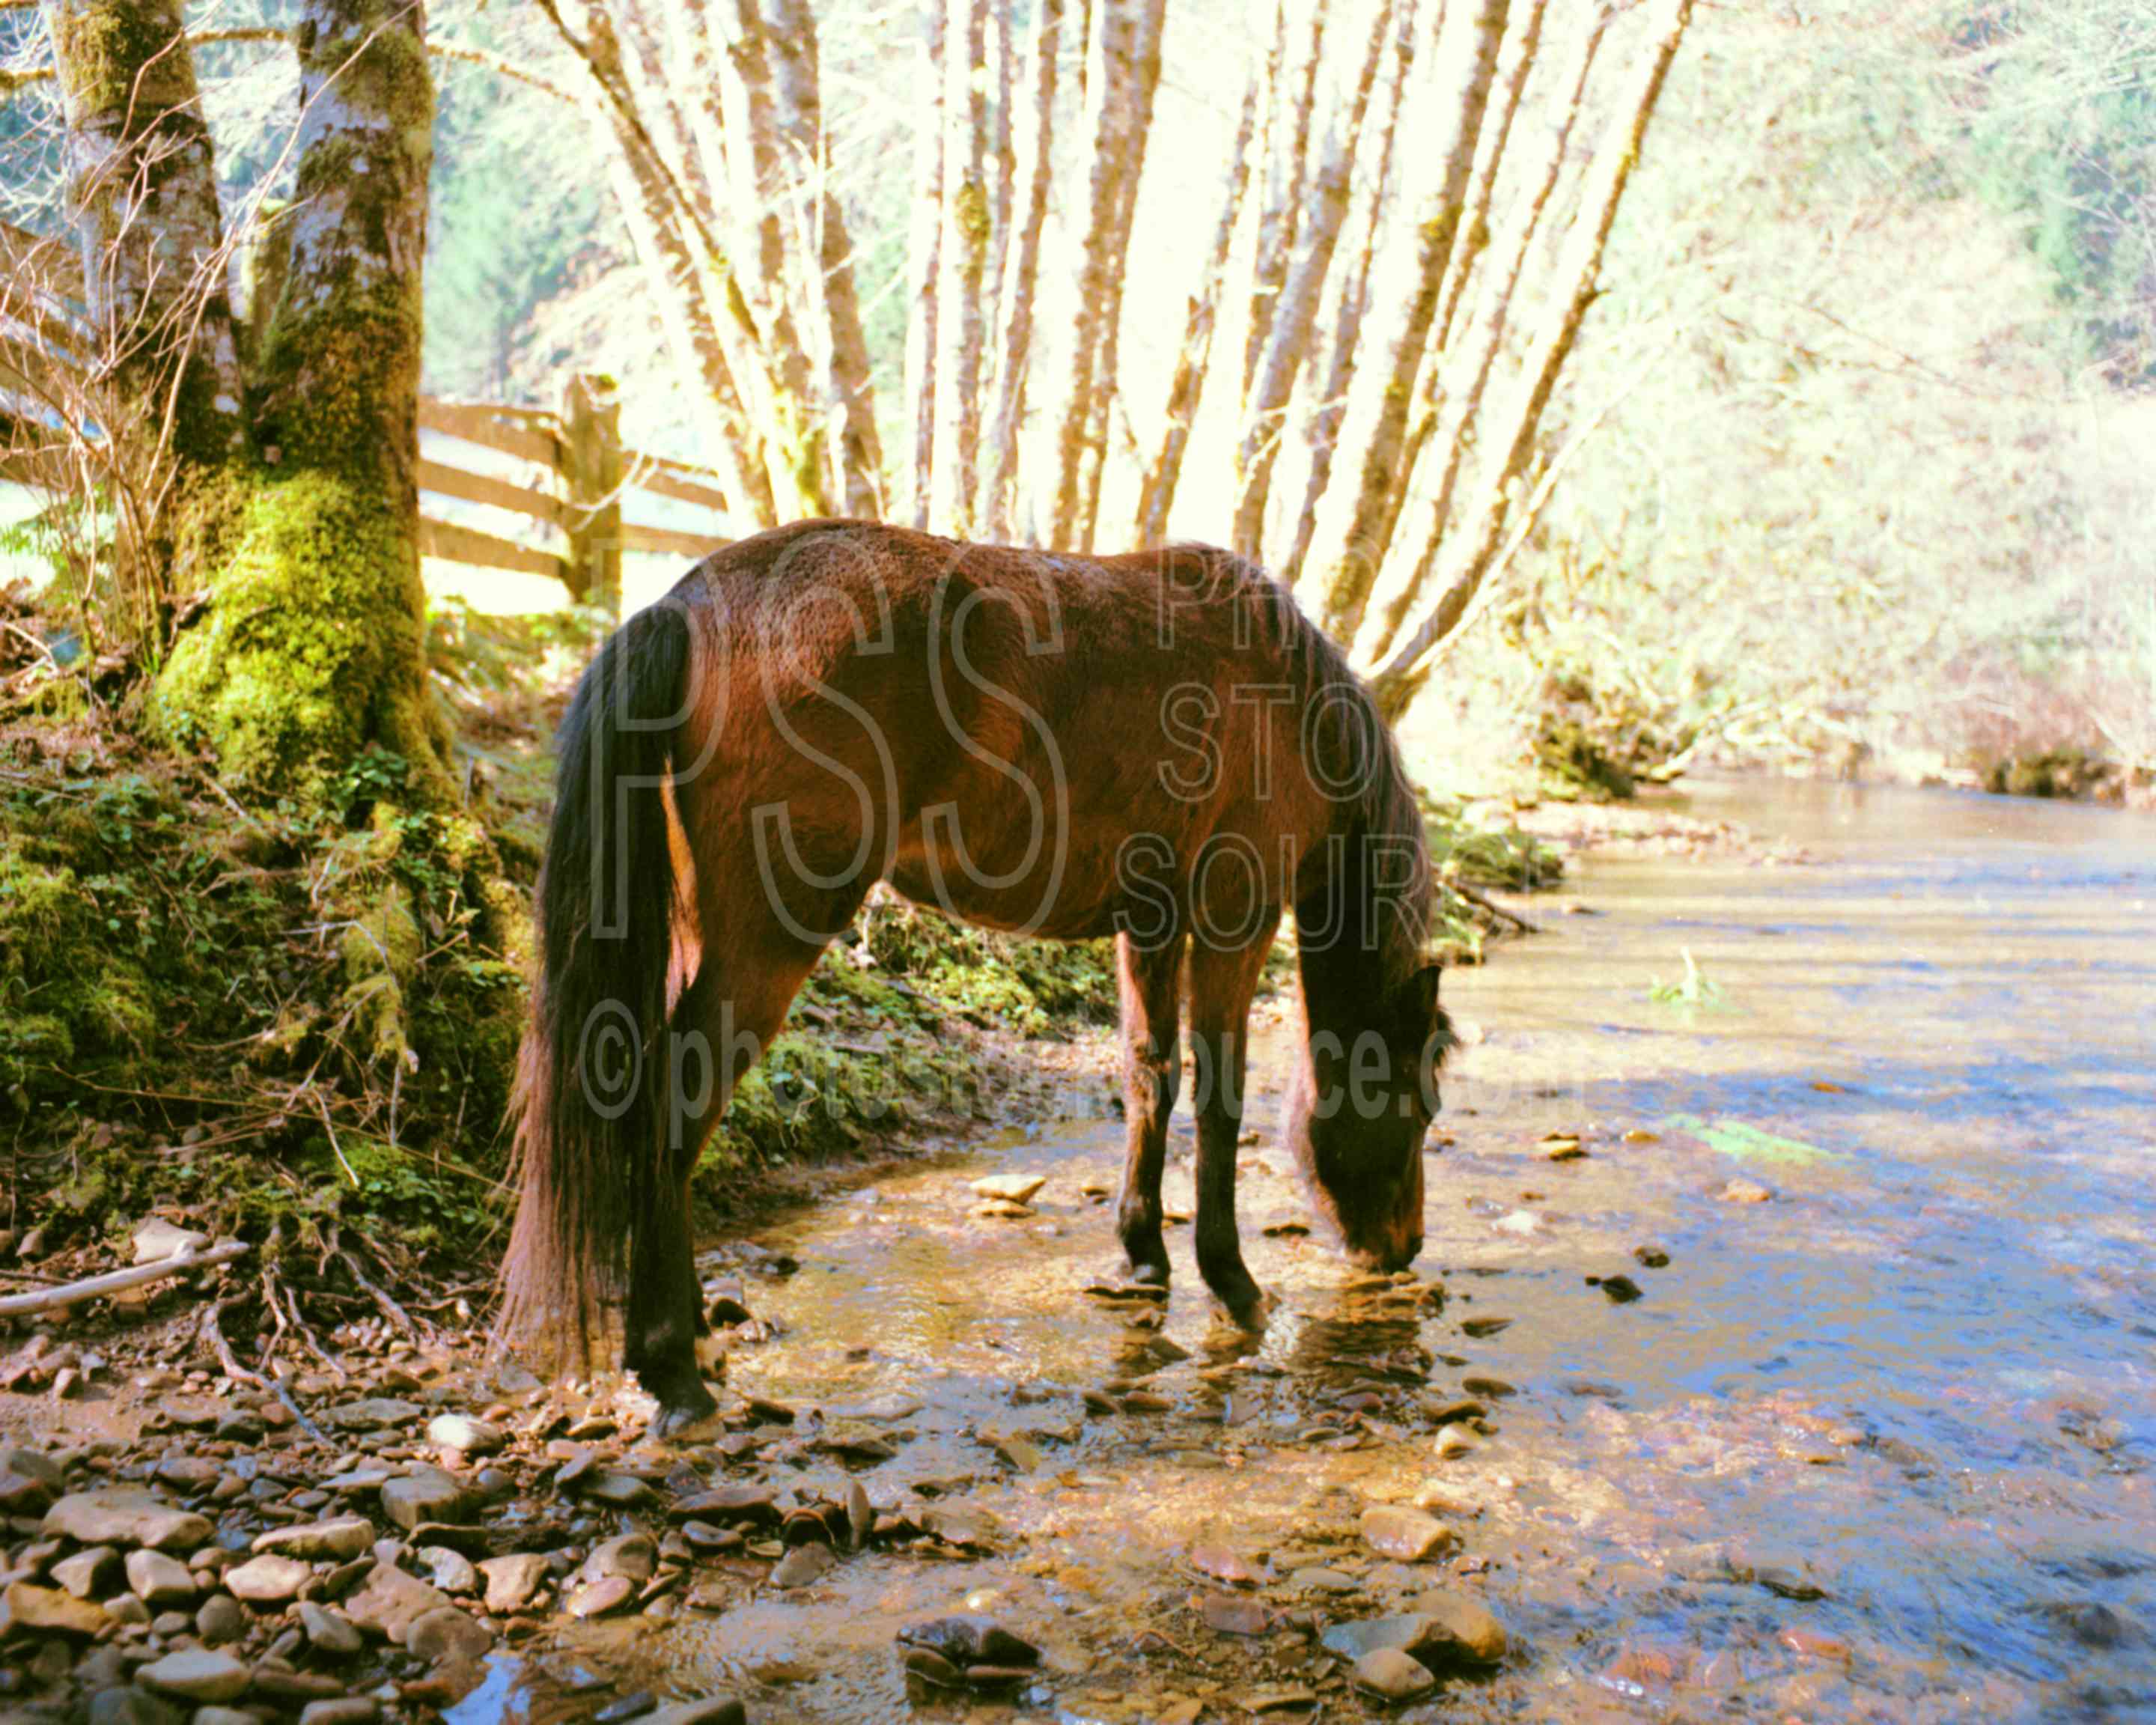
1460,1315,1512,1339
1435,1424,1480,1459
254,1517,374,1562
584,1473,655,1508
1402,1594,1509,1665
1200,1593,1272,1636
227,1553,313,1604
1351,1648,1437,1703
380,1470,472,1532
671,1484,779,1527
770,1545,834,1589
1359,1506,1457,1563
993,1435,1044,1472
344,1563,451,1642
477,1554,549,1614
85,1688,181,1725
567,1576,635,1619
298,1600,364,1656
126,1548,198,1606
43,1488,213,1551
585,1533,657,1584
418,1545,479,1595
138,1649,252,1704
105,1592,152,1626
404,1604,493,1664
1538,1134,1586,1162
1755,1565,1825,1601
196,1593,249,1646
132,1218,210,1264
52,1545,119,1598
898,1614,1039,1668
1327,1600,1508,1671
0,1445,64,1514
1718,1178,1773,1204
298,1702,378,1725
1191,1542,1263,1587
1633,1243,1670,1268
970,1173,1047,1205
846,1480,873,1548
323,1397,421,1432
1591,1274,1644,1303
0,1580,111,1639
425,1414,505,1456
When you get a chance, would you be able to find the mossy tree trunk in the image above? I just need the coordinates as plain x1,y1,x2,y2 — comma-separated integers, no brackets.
156,0,446,801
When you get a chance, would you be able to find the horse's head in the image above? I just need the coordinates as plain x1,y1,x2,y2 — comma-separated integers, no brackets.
1285,958,1451,1271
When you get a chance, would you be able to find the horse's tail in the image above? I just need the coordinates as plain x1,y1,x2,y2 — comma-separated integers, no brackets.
496,599,692,1376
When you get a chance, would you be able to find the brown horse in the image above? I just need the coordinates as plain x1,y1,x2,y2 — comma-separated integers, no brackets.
498,520,1452,1429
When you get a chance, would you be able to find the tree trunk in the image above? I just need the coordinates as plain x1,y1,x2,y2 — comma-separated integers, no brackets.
1281,0,1418,585
981,0,1063,541
1132,56,1261,547
40,0,248,602
902,0,945,529
1071,0,1167,550
1315,0,1508,640
150,0,445,803
1243,0,1325,407
1371,0,1695,713
1231,0,1393,562
1047,0,1142,550
1356,0,1607,662
931,0,990,535
762,0,885,517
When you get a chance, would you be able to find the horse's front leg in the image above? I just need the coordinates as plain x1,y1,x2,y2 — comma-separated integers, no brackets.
1115,928,1186,1286
1189,931,1277,1327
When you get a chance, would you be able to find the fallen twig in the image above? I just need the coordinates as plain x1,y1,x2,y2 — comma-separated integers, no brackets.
0,1239,249,1316
199,1296,270,1390
1443,877,1541,934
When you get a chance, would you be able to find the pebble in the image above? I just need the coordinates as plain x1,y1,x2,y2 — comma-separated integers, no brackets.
1633,1243,1671,1268
404,1604,494,1663
52,1546,119,1598
418,1545,480,1594
897,1614,1040,1667
225,1553,312,1604
568,1575,636,1619
380,1470,472,1531
297,1702,378,1725
1435,1424,1481,1459
0,1446,64,1515
137,1649,252,1704
1718,1178,1773,1204
478,1553,549,1613
85,1688,180,1725
970,1173,1047,1205
1199,1593,1272,1636
344,1563,452,1641
426,1414,505,1455
1360,1505,1458,1563
195,1594,249,1646
770,1545,835,1589
255,1517,374,1561
298,1599,364,1656
1352,1647,1437,1703
586,1533,657,1584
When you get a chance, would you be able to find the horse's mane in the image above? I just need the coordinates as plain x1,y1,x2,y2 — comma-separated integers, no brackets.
1166,543,1433,987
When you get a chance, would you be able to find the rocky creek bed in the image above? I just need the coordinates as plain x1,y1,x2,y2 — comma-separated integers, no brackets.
1,778,2152,1725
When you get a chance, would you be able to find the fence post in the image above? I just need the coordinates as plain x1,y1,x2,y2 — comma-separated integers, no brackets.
560,372,622,613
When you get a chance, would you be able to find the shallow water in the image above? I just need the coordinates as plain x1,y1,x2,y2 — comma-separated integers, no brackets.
564,779,2156,1723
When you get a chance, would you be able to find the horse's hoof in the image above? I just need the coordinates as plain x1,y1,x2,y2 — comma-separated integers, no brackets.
1127,1258,1172,1288
651,1382,722,1440
1208,1278,1274,1331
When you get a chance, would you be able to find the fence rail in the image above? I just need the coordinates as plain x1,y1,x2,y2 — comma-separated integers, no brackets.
0,219,731,612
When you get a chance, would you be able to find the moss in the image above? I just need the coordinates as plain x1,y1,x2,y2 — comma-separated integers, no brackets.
153,469,442,800
46,0,196,120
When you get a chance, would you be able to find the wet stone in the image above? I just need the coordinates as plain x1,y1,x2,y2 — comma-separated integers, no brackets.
1719,1178,1774,1204
568,1575,636,1619
971,1173,1047,1205
297,1702,377,1725
770,1544,835,1589
586,1533,657,1584
1352,1648,1437,1703
1361,1506,1458,1563
644,1700,746,1725
1633,1243,1671,1268
344,1563,451,1641
418,1545,479,1595
478,1554,549,1613
138,1649,251,1704
85,1688,180,1725
898,1613,1040,1668
1201,1593,1273,1636
405,1604,493,1664
585,1473,656,1508
1401,1593,1509,1666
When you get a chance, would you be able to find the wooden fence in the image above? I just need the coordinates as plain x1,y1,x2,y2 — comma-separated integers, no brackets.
1,219,732,612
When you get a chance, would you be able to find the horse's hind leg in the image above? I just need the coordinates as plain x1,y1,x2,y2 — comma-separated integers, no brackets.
1188,928,1277,1327
1115,928,1186,1286
630,916,843,1432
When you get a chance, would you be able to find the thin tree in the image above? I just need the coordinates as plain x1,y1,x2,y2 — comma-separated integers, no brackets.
931,0,990,535
1369,0,1696,716
1243,0,1327,407
902,0,945,527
